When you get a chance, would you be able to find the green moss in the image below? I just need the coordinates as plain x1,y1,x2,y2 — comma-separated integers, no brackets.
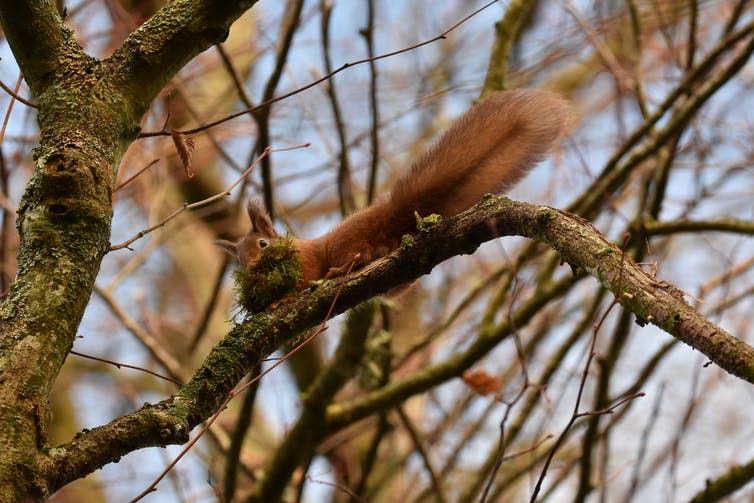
400,234,415,251
233,238,302,314
416,213,442,232
535,206,558,223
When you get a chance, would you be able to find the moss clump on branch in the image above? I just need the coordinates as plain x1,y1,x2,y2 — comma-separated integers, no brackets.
233,238,302,313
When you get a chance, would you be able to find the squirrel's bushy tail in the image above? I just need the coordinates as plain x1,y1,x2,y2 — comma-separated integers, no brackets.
308,89,570,280
388,89,569,223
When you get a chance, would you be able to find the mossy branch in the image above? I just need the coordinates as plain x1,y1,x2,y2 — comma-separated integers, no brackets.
105,0,260,119
688,455,754,503
43,196,754,492
0,0,68,95
481,0,536,94
637,218,754,236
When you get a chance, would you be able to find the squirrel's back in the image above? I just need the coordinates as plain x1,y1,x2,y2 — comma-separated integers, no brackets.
312,89,570,279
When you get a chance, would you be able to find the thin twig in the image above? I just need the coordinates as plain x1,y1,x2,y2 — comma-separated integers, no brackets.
319,0,354,216
215,44,255,109
253,0,306,215
529,301,615,502
305,474,367,503
94,285,186,382
0,74,23,146
222,366,261,500
70,349,183,385
110,144,307,251
624,383,664,502
397,406,449,503
114,158,160,192
188,258,231,353
563,1,633,93
137,0,500,138
0,78,36,108
479,327,531,502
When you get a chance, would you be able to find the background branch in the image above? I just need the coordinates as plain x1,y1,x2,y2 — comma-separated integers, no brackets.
105,0,260,119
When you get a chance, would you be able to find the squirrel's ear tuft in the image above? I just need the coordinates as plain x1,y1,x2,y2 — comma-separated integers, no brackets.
215,239,239,260
247,200,277,237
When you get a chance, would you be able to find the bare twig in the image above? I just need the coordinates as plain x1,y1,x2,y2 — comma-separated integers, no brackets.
0,78,36,108
94,285,185,382
479,326,531,502
305,474,367,503
222,366,261,500
319,0,354,216
110,144,307,251
624,383,664,502
0,74,23,147
137,0,500,138
188,257,231,353
215,43,255,109
114,158,160,193
563,1,633,93
397,406,449,503
70,349,183,386
530,301,615,501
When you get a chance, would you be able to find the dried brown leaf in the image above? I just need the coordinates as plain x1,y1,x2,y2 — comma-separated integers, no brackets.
170,129,196,178
462,369,502,397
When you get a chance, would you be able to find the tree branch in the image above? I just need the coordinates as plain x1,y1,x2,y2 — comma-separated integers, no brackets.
105,0,259,119
689,455,754,503
44,196,754,492
0,0,67,95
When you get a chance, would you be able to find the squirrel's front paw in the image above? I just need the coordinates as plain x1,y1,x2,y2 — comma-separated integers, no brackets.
325,252,367,279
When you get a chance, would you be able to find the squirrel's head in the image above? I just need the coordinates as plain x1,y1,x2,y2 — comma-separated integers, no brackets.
216,200,280,268
217,201,302,312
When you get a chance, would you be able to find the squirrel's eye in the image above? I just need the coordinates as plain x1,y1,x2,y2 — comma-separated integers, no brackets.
258,238,269,249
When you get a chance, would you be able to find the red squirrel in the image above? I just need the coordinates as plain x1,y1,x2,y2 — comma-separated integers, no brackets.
218,89,569,287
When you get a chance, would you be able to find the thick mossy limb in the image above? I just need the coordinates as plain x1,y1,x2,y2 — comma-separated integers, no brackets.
233,238,302,313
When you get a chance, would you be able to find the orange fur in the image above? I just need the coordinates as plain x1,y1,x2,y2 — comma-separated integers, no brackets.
221,89,570,286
